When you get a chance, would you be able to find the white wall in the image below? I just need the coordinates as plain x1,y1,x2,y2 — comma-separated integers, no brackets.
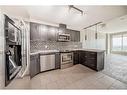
0,10,5,89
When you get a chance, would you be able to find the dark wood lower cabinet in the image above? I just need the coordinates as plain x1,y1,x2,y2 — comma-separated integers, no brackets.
73,50,104,71
55,53,61,69
73,51,79,65
30,54,40,78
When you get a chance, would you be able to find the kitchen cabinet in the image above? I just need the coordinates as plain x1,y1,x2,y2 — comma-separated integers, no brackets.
30,22,40,41
73,51,79,65
73,50,82,65
30,22,58,41
83,51,97,69
55,53,61,69
30,22,80,42
80,50,104,71
38,24,48,41
73,50,104,71
30,54,40,78
67,29,80,42
80,51,86,65
47,26,58,41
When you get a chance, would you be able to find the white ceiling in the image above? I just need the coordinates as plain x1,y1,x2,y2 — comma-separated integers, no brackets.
98,15,127,33
0,5,127,31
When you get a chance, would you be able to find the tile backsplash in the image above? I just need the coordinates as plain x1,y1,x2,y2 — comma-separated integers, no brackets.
30,40,82,52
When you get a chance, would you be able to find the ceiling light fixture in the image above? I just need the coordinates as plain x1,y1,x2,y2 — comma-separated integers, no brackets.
69,5,84,16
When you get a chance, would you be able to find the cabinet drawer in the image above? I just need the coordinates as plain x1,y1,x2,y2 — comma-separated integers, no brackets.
85,52,97,58
84,59,96,67
85,51,96,55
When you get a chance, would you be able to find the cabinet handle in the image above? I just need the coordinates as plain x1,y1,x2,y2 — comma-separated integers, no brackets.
90,53,96,55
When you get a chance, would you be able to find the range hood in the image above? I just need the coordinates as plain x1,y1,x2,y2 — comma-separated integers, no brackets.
57,24,70,42
58,23,67,33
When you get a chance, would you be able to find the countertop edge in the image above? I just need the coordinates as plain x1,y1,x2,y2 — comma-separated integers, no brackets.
30,49,105,55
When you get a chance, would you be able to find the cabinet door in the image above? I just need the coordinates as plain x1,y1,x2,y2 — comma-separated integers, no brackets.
66,29,74,41
36,55,40,75
73,51,79,65
74,31,80,42
30,54,40,78
55,53,60,69
30,22,39,41
83,51,97,70
80,51,86,65
38,24,48,41
30,56,36,78
67,29,80,42
47,26,57,41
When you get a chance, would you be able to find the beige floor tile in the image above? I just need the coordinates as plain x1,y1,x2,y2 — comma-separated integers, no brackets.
109,80,127,89
5,76,30,89
5,64,127,89
96,75,116,88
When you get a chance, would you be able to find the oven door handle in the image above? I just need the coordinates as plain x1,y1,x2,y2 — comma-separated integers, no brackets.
6,50,12,56
9,56,17,68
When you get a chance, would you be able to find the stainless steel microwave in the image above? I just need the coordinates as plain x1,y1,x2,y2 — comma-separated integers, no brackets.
8,22,21,45
57,33,70,42
5,15,21,45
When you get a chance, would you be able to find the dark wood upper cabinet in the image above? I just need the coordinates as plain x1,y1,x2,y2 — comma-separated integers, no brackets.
66,29,80,42
30,22,57,41
30,22,40,41
30,22,80,42
47,26,58,41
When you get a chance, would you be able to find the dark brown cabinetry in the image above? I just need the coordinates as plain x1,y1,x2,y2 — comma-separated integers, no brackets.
30,22,58,41
73,51,82,65
73,50,104,71
66,29,80,42
30,22,80,42
30,22,40,41
73,51,79,65
55,53,61,69
47,26,58,41
82,51,97,70
30,54,40,78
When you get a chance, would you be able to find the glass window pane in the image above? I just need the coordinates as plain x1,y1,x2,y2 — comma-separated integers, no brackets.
112,35,122,51
123,33,127,51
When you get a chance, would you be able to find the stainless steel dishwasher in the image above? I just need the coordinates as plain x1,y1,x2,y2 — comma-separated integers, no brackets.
40,53,55,72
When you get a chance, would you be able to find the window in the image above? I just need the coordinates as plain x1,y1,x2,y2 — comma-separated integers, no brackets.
112,35,122,51
111,32,127,52
123,34,127,51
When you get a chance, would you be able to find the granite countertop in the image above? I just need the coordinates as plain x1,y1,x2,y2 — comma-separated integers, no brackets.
30,50,59,55
66,48,105,52
70,48,106,52
30,48,105,55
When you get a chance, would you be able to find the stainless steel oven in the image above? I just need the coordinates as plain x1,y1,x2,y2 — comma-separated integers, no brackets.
6,46,21,80
61,52,73,69
5,15,22,86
